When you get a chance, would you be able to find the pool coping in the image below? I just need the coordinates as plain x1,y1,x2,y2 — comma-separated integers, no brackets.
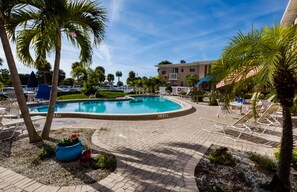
29,96,195,120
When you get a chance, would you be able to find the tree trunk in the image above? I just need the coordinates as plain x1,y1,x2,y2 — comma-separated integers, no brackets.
278,105,293,189
0,17,42,143
41,30,61,139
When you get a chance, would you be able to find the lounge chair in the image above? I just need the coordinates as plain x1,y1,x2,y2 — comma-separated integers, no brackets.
252,103,281,135
200,110,254,141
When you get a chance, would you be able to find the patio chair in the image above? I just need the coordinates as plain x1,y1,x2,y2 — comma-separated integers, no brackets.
200,110,254,141
0,116,25,140
252,103,281,135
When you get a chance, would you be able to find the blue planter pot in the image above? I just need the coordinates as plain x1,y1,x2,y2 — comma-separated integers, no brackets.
56,141,83,162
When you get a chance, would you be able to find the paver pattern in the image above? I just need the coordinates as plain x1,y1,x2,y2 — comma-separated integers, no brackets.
0,97,290,192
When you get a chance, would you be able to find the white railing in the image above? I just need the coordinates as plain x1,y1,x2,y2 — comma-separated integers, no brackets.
169,73,179,80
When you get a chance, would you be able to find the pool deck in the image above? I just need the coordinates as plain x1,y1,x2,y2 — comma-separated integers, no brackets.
0,96,292,192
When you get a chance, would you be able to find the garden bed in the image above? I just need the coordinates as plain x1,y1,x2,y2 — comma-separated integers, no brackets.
0,128,116,186
195,145,297,191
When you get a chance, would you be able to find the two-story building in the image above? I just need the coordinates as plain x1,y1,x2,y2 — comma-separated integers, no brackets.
155,60,215,87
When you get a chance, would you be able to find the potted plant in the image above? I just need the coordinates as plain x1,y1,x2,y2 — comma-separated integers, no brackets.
56,133,83,162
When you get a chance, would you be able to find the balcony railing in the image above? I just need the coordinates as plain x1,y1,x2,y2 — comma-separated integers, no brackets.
169,73,179,80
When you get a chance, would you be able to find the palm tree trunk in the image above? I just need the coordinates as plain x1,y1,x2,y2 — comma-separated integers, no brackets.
41,30,61,139
0,18,42,143
278,105,293,189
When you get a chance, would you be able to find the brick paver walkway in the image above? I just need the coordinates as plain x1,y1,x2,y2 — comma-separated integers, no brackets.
0,97,286,192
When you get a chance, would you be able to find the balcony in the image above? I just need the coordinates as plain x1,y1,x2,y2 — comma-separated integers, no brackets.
169,73,179,80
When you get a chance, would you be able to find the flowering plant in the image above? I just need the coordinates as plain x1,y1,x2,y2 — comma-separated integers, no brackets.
58,133,80,146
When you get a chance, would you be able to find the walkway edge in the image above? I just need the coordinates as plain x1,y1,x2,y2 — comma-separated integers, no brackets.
183,141,212,192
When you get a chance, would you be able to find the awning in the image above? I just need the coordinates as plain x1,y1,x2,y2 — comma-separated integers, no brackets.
216,66,259,89
195,76,214,87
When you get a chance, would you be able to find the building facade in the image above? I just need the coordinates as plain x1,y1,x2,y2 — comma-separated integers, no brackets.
155,60,215,87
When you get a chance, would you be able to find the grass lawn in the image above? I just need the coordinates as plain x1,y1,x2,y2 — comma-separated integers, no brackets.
58,93,89,100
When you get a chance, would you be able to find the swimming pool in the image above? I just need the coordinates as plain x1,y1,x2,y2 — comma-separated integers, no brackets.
29,96,194,120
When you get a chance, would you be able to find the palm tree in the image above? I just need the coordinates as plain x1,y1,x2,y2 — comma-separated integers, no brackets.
95,66,105,83
185,74,199,89
107,73,114,85
8,0,107,139
0,0,41,142
115,71,122,82
211,25,297,190
71,61,87,86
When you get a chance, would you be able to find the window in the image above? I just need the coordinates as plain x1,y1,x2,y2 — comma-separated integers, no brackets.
161,70,166,74
181,81,184,86
181,68,184,72
190,67,195,72
173,68,179,73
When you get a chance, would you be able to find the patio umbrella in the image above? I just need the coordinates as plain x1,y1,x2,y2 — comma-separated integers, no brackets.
27,71,39,88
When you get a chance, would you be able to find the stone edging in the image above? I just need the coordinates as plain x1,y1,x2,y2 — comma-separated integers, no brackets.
183,141,212,192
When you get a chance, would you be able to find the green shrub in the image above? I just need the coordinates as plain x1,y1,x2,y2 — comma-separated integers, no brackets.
82,87,97,96
31,141,56,165
249,153,278,172
274,148,297,168
96,153,116,170
209,147,235,166
96,90,125,98
209,91,222,106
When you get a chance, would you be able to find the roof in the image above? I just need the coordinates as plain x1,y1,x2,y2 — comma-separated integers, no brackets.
281,0,297,27
155,60,216,68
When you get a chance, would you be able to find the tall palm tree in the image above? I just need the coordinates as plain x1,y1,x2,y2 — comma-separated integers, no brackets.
0,0,41,142
107,73,114,85
115,71,122,82
8,0,106,139
211,25,297,190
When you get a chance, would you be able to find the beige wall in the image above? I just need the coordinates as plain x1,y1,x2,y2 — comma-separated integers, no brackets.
158,64,211,86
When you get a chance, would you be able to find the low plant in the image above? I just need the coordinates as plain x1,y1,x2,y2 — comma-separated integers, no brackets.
96,153,116,170
274,148,297,168
31,141,56,165
58,133,80,147
208,147,235,166
208,90,222,106
249,153,278,172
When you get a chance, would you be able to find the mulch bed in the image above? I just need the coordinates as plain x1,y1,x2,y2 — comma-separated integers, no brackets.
195,145,297,192
0,128,115,186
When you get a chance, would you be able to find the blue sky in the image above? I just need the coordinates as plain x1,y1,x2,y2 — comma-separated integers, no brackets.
0,0,288,83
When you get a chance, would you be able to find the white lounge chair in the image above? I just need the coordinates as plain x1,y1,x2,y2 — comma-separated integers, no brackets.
200,110,254,141
253,103,281,135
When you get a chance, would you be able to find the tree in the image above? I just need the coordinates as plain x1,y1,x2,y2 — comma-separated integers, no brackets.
36,62,51,85
211,25,297,190
158,60,172,65
0,68,11,85
115,71,122,82
117,81,123,87
0,0,41,142
95,66,105,83
185,74,199,88
60,78,74,86
180,60,186,63
9,0,107,139
19,73,30,85
107,73,114,85
71,61,87,86
126,71,136,86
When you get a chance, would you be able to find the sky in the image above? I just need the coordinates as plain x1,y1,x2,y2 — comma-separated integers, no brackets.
0,0,288,83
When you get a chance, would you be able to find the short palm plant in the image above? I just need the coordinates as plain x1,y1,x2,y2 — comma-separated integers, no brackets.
211,24,297,191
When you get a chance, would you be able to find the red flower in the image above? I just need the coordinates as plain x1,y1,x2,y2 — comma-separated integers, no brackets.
71,133,79,139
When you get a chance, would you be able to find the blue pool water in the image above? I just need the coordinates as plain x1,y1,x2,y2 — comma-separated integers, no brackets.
29,96,182,114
